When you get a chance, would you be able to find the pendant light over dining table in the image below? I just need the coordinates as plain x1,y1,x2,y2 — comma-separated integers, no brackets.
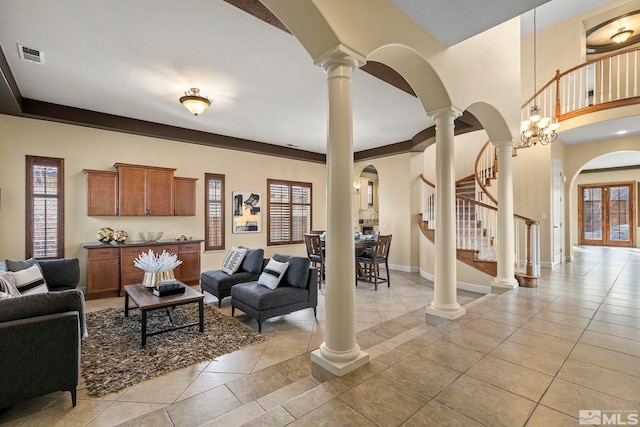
180,88,211,116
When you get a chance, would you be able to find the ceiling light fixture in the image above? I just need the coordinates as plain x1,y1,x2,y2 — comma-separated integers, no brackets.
517,9,560,148
610,27,633,43
179,88,211,116
616,130,628,135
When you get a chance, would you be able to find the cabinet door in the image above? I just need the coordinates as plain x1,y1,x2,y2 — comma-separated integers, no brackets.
177,242,201,286
147,168,175,216
84,170,118,216
117,165,148,216
86,248,120,299
174,177,197,216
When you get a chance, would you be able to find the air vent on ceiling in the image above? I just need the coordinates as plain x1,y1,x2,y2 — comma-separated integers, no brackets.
17,44,44,64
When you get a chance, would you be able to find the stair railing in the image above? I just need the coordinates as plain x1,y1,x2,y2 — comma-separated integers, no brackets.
420,174,540,279
474,139,498,206
521,46,640,123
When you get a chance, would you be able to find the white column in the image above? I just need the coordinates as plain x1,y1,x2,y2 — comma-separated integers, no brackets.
311,45,369,379
425,106,466,321
491,140,518,290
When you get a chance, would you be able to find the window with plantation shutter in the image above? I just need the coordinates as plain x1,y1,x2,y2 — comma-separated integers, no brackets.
205,173,225,251
26,156,64,259
267,179,312,245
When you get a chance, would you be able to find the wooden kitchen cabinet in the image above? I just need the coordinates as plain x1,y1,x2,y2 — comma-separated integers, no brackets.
174,177,198,216
115,163,176,216
83,170,118,216
85,247,120,299
177,242,201,285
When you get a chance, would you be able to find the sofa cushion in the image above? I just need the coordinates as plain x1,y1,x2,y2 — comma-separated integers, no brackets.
221,246,247,275
232,281,308,310
272,254,310,288
258,259,289,290
10,264,48,295
239,247,264,274
37,258,80,291
201,270,259,292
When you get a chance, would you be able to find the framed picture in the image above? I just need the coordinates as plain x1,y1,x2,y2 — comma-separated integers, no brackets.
232,192,261,233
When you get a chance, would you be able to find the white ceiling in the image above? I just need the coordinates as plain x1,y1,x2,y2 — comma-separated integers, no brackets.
0,0,636,166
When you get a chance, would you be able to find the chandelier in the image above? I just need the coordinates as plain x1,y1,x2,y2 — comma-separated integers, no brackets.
517,9,560,148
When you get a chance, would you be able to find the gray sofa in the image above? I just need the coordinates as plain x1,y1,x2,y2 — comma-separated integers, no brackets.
0,289,85,409
200,248,264,307
231,254,318,333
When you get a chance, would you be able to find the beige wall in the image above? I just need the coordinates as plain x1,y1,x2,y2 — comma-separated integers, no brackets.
0,114,328,289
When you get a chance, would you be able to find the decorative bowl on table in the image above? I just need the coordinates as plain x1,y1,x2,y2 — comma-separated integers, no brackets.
139,231,163,242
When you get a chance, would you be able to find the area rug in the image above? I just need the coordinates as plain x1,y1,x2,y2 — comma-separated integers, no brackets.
81,304,264,397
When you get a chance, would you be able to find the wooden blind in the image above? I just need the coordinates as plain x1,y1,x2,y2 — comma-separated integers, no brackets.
26,156,64,259
205,173,225,251
268,179,312,245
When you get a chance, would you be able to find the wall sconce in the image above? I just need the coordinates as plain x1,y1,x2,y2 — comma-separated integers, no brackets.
353,181,361,195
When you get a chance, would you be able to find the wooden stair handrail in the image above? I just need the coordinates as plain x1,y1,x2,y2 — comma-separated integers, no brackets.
474,139,498,206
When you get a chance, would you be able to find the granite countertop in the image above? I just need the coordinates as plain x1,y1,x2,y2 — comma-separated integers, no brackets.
82,239,203,249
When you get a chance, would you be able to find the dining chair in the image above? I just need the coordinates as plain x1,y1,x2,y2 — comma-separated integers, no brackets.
304,233,325,288
355,234,392,290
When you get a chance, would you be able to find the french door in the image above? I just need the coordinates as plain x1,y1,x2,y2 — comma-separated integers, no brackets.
579,182,635,247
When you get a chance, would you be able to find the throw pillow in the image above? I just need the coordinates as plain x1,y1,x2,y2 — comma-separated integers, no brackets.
5,258,37,272
222,246,248,275
10,264,48,295
0,272,21,297
0,291,12,300
258,259,289,290
239,247,265,274
272,254,310,288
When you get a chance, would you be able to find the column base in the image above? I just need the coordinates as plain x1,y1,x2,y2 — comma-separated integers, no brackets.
311,349,369,382
425,305,466,324
491,277,518,294
515,273,539,288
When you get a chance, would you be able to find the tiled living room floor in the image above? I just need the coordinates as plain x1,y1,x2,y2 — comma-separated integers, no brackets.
2,246,639,426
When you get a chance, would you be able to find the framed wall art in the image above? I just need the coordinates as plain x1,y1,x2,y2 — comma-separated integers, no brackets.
232,192,261,233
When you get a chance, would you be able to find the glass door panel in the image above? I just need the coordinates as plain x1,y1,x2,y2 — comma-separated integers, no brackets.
579,183,634,247
581,187,603,243
607,185,631,245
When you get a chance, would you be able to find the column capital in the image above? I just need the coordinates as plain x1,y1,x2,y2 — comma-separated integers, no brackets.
427,106,463,122
314,44,367,72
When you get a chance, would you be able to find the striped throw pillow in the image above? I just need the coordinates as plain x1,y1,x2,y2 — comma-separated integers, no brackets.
222,246,247,275
258,259,289,289
10,264,48,295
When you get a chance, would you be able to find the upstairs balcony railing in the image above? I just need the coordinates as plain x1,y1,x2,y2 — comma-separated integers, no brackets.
521,46,640,122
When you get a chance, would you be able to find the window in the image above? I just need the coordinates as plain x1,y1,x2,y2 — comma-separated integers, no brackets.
267,179,312,245
205,173,225,251
367,181,374,206
26,156,64,259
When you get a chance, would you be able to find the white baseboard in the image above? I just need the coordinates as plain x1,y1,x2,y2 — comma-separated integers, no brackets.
388,264,420,273
540,261,554,268
419,269,490,294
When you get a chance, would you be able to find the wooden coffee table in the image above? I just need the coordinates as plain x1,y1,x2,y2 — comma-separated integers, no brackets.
124,283,204,347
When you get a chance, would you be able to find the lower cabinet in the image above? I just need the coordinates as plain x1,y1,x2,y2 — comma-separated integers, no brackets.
84,241,202,299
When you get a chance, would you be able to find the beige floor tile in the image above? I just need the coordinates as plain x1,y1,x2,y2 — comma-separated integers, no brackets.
532,309,591,329
557,358,640,402
271,353,312,382
481,309,532,327
543,303,597,319
570,342,640,378
541,378,638,420
338,375,429,426
288,399,376,426
256,378,316,411
383,353,460,397
282,380,349,419
587,319,640,341
116,370,199,404
402,399,484,427
489,340,567,376
176,372,245,402
521,318,585,341
199,401,265,427
85,402,167,427
240,406,295,427
117,408,174,427
463,318,519,339
417,339,485,372
226,367,292,404
253,350,304,371
525,404,579,426
205,349,261,374
466,356,552,401
579,330,640,357
593,310,640,328
165,385,242,427
265,332,311,353
507,328,576,357
435,375,536,427
443,327,505,354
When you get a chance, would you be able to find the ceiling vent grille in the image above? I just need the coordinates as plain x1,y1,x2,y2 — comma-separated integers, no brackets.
17,44,44,64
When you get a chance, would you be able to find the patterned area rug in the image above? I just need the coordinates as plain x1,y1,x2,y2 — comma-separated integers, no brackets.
82,304,264,397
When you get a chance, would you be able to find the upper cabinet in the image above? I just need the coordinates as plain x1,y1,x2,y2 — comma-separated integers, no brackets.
84,163,196,216
115,163,175,216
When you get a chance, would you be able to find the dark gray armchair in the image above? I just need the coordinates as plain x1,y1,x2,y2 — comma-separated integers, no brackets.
231,254,318,333
0,289,84,409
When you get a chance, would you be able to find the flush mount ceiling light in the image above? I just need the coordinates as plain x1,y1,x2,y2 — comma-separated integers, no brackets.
610,27,633,43
179,88,211,116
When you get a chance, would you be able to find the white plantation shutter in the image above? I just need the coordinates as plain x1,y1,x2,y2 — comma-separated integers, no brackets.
268,180,312,245
205,173,225,251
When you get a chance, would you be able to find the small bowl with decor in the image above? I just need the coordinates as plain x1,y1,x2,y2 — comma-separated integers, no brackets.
139,231,163,242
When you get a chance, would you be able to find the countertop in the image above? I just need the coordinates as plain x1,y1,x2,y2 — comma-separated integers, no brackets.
82,239,203,249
